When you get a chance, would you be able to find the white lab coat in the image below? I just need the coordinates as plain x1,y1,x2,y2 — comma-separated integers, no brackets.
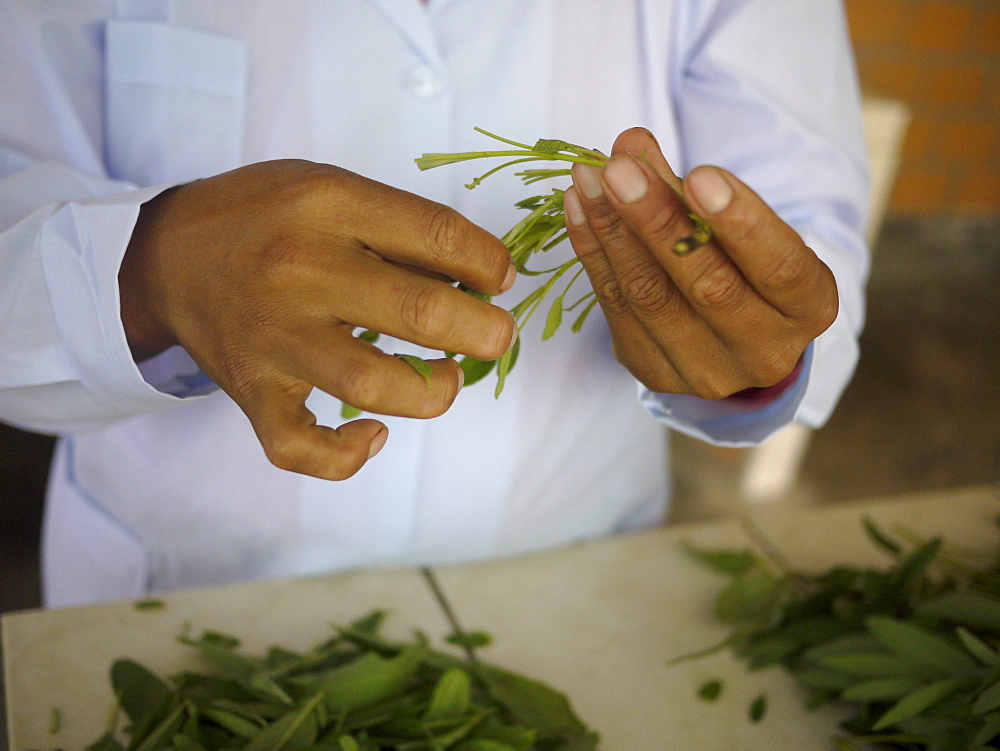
0,0,870,607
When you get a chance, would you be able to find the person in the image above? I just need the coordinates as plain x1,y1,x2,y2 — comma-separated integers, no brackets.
0,1,870,609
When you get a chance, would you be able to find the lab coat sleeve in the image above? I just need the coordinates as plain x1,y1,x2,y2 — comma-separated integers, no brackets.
0,154,216,435
641,0,871,446
0,6,215,435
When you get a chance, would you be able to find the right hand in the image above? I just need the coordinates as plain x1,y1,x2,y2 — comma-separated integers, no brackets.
119,159,518,480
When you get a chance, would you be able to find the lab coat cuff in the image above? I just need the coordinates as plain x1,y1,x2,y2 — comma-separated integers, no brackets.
640,344,813,446
40,185,216,418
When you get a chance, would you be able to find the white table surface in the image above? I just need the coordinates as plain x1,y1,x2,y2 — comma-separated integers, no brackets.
4,484,997,750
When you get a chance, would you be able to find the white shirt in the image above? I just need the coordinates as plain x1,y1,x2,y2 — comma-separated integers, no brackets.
0,0,870,608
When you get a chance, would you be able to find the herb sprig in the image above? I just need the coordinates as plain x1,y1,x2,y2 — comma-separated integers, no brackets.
84,610,599,750
678,513,1000,749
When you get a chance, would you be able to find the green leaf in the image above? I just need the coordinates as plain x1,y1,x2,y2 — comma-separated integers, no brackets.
310,644,427,713
133,598,167,611
840,677,925,701
494,336,520,398
866,616,979,675
713,572,782,623
458,356,497,387
570,296,599,333
340,403,363,419
110,660,172,727
532,138,572,154
244,692,324,751
872,678,968,731
749,694,767,723
541,294,563,341
916,591,1000,633
697,679,723,701
972,710,1000,745
682,544,759,576
446,630,493,650
357,329,379,344
394,354,433,385
956,626,1000,667
861,515,902,556
816,652,940,680
424,667,472,721
478,664,590,741
972,680,1000,715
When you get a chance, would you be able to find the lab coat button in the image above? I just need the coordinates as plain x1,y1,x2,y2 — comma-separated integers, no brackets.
407,66,445,98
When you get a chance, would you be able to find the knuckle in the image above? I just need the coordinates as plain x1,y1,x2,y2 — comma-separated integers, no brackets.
337,359,386,410
639,204,691,248
621,269,672,317
423,204,466,265
746,347,798,387
592,274,629,316
260,432,308,474
761,247,812,293
398,284,453,340
689,374,738,401
688,263,745,311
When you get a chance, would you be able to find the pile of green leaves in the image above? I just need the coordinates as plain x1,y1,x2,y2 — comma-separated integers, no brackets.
679,516,1000,750
84,610,598,751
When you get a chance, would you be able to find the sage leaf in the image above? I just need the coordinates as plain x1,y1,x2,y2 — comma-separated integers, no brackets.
340,403,363,419
459,355,497,387
310,644,427,713
957,626,1000,667
394,353,433,386
244,692,324,751
872,678,968,731
713,572,782,623
972,679,1000,715
749,694,767,723
866,616,979,675
479,664,590,741
570,295,599,333
424,667,472,721
110,660,172,727
683,543,758,576
697,679,723,701
916,591,1000,632
861,515,902,556
840,677,924,701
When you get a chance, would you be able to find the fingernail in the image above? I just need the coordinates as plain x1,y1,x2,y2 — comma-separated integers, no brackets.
572,163,603,200
455,361,465,389
367,427,388,460
500,263,517,293
507,323,519,353
604,157,649,204
688,168,733,214
563,187,586,226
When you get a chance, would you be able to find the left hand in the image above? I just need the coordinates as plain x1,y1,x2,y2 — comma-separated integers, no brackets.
562,127,838,399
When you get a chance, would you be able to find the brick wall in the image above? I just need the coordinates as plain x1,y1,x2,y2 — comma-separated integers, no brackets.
845,0,999,215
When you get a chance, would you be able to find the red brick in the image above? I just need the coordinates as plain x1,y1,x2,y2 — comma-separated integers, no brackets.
970,8,1000,55
925,64,988,107
900,116,936,158
889,163,950,213
845,0,908,46
859,58,926,100
936,119,999,163
909,2,975,51
954,168,1000,212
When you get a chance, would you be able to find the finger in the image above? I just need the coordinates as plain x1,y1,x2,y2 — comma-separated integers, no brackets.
241,379,389,480
330,169,517,296
565,183,696,394
323,251,517,361
595,154,793,343
286,330,467,419
682,166,839,327
611,127,684,193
